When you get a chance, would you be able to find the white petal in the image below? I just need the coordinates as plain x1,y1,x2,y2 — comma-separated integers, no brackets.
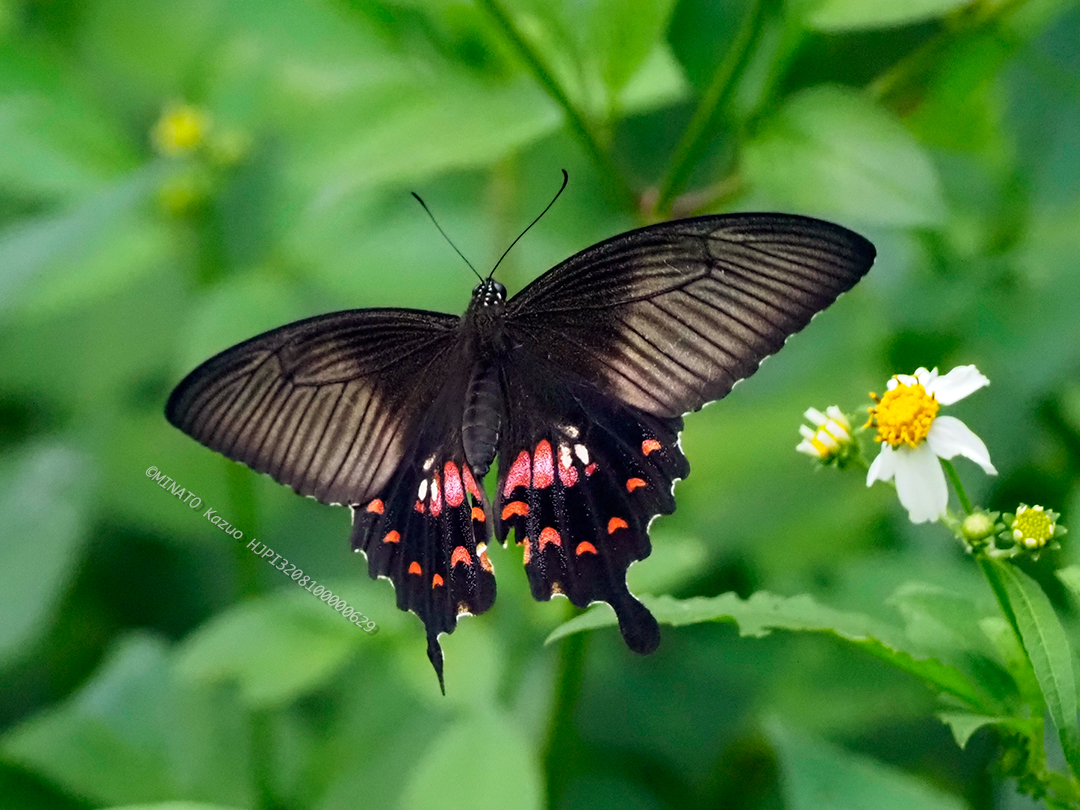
804,407,827,426
867,444,897,486
799,425,815,440
913,367,936,387
796,440,821,458
926,365,989,405
926,415,997,475
892,443,949,524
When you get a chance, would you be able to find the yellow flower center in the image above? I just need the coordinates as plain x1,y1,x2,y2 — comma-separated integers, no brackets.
867,381,939,447
1013,506,1054,549
152,104,210,155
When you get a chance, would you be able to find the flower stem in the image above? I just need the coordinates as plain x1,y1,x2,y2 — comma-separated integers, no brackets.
477,0,635,208
654,0,767,215
940,458,973,515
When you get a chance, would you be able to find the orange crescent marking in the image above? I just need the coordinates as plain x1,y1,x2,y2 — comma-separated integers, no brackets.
501,501,529,520
471,506,486,522
366,498,385,514
414,500,425,513
408,561,422,575
432,574,444,588
451,546,472,567
607,517,628,534
641,439,662,455
626,477,647,492
522,538,532,565
382,530,400,544
539,526,561,549
575,541,598,556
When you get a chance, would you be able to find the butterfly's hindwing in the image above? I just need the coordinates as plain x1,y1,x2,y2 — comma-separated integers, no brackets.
495,367,689,654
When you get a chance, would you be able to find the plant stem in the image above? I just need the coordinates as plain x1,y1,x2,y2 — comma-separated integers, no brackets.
940,458,974,515
478,0,635,207
654,0,767,215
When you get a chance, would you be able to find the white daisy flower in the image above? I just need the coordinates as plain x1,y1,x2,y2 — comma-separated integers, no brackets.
797,406,854,462
865,365,996,523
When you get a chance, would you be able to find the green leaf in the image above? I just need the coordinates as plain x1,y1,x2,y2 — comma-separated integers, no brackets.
400,711,543,810
802,0,973,32
0,634,252,807
742,84,947,227
100,805,246,810
588,0,677,95
547,591,987,709
0,444,90,669
768,719,966,810
1056,566,1080,603
936,712,1013,748
991,560,1080,780
176,587,370,707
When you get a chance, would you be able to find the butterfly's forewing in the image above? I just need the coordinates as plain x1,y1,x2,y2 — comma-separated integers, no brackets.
166,309,459,505
505,213,876,418
497,213,875,648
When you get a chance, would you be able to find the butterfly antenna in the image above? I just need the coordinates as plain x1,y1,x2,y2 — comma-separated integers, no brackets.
412,192,484,283
488,169,569,280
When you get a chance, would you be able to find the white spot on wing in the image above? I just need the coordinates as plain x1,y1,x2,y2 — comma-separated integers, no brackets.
574,444,590,465
418,479,428,501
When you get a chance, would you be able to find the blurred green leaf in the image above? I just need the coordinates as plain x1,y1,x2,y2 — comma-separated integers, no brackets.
991,561,1080,779
0,167,162,317
768,719,967,810
802,0,973,32
176,587,369,707
0,444,90,669
0,634,252,807
400,710,543,810
936,711,1014,748
742,85,947,227
100,804,246,810
547,591,989,709
625,531,709,595
589,0,676,95
1057,566,1080,603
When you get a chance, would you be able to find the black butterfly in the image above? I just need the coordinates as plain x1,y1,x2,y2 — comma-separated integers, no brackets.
166,187,874,692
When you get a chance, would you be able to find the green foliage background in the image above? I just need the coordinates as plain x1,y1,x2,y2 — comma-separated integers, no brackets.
0,0,1078,808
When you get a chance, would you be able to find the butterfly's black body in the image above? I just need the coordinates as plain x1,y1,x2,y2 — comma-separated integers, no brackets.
166,212,875,691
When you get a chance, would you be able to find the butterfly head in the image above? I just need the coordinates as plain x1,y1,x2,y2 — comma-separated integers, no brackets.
471,279,507,309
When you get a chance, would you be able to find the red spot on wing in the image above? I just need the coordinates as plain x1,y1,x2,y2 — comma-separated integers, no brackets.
463,465,482,500
382,530,400,544
366,498,384,514
557,446,578,487
432,574,444,588
585,463,597,476
471,506,486,522
443,461,464,507
533,440,554,488
539,526,561,550
575,541,598,556
626,477,647,492
429,473,443,517
414,500,425,513
641,439,662,456
607,517,628,534
408,561,422,575
502,501,529,520
451,546,472,567
503,451,531,497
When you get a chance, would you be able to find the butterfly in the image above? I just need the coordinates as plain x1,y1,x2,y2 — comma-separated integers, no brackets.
166,180,875,692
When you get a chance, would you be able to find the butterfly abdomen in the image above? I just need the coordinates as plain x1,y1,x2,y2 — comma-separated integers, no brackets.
462,359,502,478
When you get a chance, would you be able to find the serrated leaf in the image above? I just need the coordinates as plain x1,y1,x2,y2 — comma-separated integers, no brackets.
743,84,947,227
547,591,987,709
176,588,369,707
936,712,1014,748
400,711,543,810
991,560,1080,780
803,0,973,32
0,444,90,669
768,719,966,810
0,634,251,807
